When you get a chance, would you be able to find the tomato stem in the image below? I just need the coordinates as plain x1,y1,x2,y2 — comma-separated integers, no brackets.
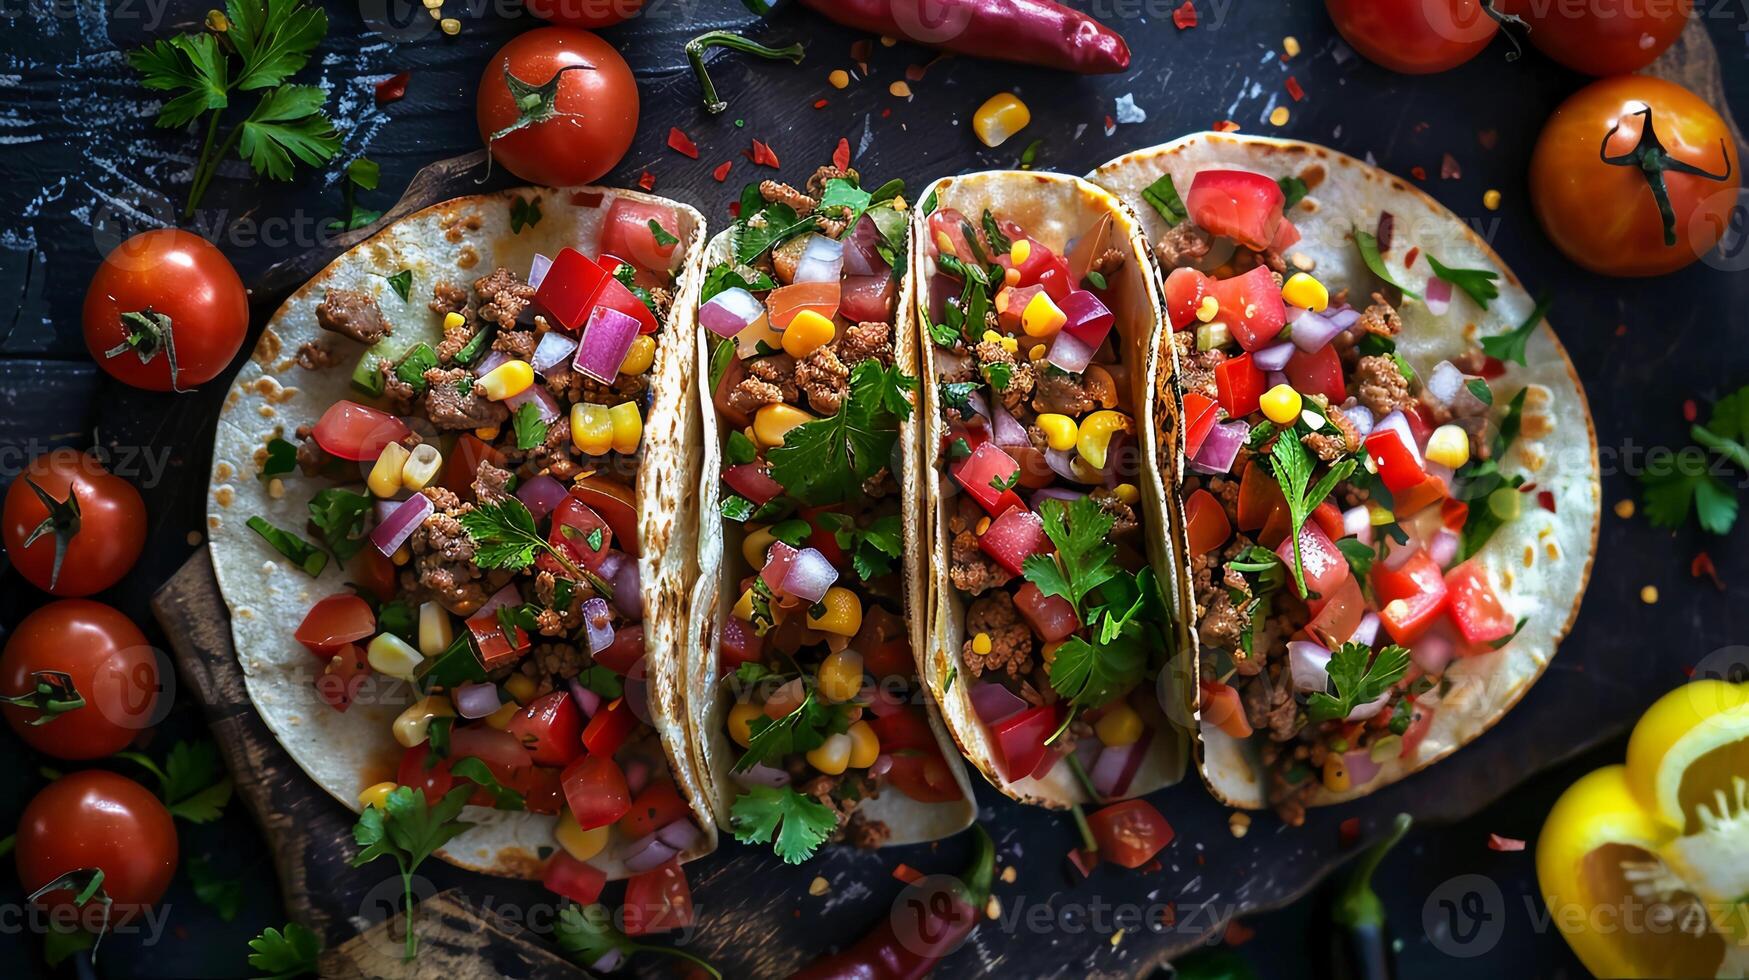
1600,106,1734,247
0,669,86,724
487,63,599,144
105,309,184,392
686,31,805,115
20,478,79,590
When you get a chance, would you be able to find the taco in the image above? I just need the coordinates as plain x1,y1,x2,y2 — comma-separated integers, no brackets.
1091,133,1600,824
685,163,978,862
207,186,720,880
912,170,1190,809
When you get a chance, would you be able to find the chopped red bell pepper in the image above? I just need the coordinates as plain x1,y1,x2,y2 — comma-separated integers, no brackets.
581,696,639,758
979,507,1053,577
1215,352,1266,419
1445,561,1516,646
1182,391,1219,459
467,612,530,669
1365,428,1428,494
952,442,1024,516
1284,344,1346,403
533,248,614,332
543,852,608,905
1373,547,1450,645
989,703,1059,782
1393,474,1448,518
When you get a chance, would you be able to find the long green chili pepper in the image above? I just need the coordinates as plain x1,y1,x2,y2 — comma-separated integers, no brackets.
686,31,805,115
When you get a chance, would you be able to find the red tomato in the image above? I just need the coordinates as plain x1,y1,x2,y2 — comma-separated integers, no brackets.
989,703,1059,782
348,547,398,603
543,851,608,905
1499,0,1689,75
1305,575,1365,650
1393,475,1449,518
312,400,411,462
1276,521,1349,600
569,477,640,558
1236,459,1286,532
1200,680,1253,738
1365,428,1427,494
592,257,660,334
1325,0,1498,74
3,449,146,596
509,765,566,815
1086,799,1175,869
853,605,913,680
1,600,159,759
1311,500,1345,542
723,463,784,506
1444,561,1516,646
295,594,376,657
952,442,1024,516
599,197,681,275
799,507,849,568
507,691,586,767
315,643,371,712
81,229,248,391
717,617,766,675
841,273,898,323
467,613,531,669
1182,391,1219,458
593,623,646,675
869,707,937,753
1013,581,1079,643
1212,267,1287,352
582,697,639,757
477,28,637,187
441,434,506,501
622,860,695,935
620,781,692,838
1184,488,1232,556
397,744,456,803
452,726,536,774
1163,267,1210,331
18,771,177,927
1284,345,1346,404
926,208,981,261
1398,702,1436,759
978,507,1052,578
547,497,613,571
1185,170,1285,250
886,752,965,804
1374,548,1450,644
1214,353,1266,419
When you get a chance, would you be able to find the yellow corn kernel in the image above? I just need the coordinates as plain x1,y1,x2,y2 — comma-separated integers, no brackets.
443,311,466,331
474,426,499,442
620,335,656,376
504,672,538,705
935,230,956,257
806,732,853,775
368,633,425,681
483,701,520,729
807,587,863,638
1041,640,1064,665
478,359,535,401
1114,483,1140,505
1260,384,1303,425
1035,413,1079,452
1483,189,1501,211
1010,238,1032,266
1195,295,1220,323
1321,753,1351,792
401,443,442,491
391,543,411,566
555,810,610,861
754,403,814,448
846,720,880,769
609,401,642,455
1021,291,1067,337
358,781,398,809
418,601,453,657
742,525,777,569
392,695,454,748
782,309,837,358
570,403,614,455
982,329,1003,344
828,68,850,89
817,649,865,701
1076,410,1132,470
1367,501,1395,526
972,92,1031,149
1281,272,1328,312
1004,267,1021,287
975,516,991,535
368,442,412,498
1028,344,1048,361
971,632,993,656
732,586,757,622
999,336,1019,354
1095,702,1144,746
729,702,764,747
1425,424,1471,468
439,16,460,34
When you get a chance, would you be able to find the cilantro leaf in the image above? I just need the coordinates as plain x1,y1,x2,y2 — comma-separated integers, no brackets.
260,437,297,481
1479,292,1552,367
701,262,777,304
129,33,229,127
1278,175,1309,209
734,195,816,264
734,691,849,772
459,498,544,571
1426,254,1500,310
825,512,903,580
247,922,322,979
1022,497,1117,617
227,0,327,91
385,268,413,302
981,209,1013,254
1270,433,1358,597
730,786,838,864
1641,446,1738,535
512,401,549,451
1354,227,1420,301
308,487,372,562
119,741,235,823
768,360,916,505
708,336,737,392
188,855,242,922
647,218,679,248
1141,173,1187,225
1306,643,1411,723
553,904,722,978
246,516,327,576
1048,628,1148,715
351,785,473,960
510,195,542,233
237,85,340,181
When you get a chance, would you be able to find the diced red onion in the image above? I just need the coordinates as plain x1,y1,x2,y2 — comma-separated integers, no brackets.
601,551,642,619
1425,360,1465,407
761,540,799,593
1374,410,1425,460
624,668,652,725
370,493,432,557
531,330,578,373
1413,630,1455,675
504,380,561,423
1342,404,1376,437
1346,689,1393,721
990,399,1029,447
375,498,401,524
1424,275,1453,316
581,597,615,653
1327,306,1361,329
733,761,792,788
792,234,845,283
1090,723,1154,799
1266,370,1289,390
1344,748,1383,788
1350,611,1381,648
1059,290,1114,349
621,834,678,873
779,547,838,604
1189,420,1250,475
1046,327,1097,374
962,388,991,425
528,253,553,290
843,214,887,277
1029,487,1086,511
516,474,569,522
971,682,1028,725
1253,341,1296,372
589,951,625,974
472,349,511,378
700,287,766,339
868,754,893,778
1428,527,1460,568
477,582,524,620
566,677,601,719
1290,308,1346,352
656,819,700,852
1288,640,1332,692
1044,447,1085,483
623,758,651,798
574,306,641,384
453,682,502,720
1342,505,1373,544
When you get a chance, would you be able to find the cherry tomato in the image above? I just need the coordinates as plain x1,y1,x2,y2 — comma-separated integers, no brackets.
526,0,645,29
885,752,965,804
81,229,248,391
315,643,371,712
622,859,694,936
1,600,159,759
3,449,145,596
1498,0,1689,75
619,780,692,838
294,593,376,657
476,28,637,188
1184,488,1232,556
561,753,630,829
1085,799,1174,868
1325,0,1498,74
1530,75,1740,277
18,771,177,927
506,691,586,767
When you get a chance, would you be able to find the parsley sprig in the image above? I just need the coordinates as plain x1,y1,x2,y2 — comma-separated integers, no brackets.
350,785,473,961
246,922,322,979
1425,255,1500,310
1641,385,1749,535
1306,642,1412,723
733,689,850,773
117,740,234,823
729,785,839,864
1270,431,1358,598
768,360,916,505
1478,292,1553,367
459,497,612,598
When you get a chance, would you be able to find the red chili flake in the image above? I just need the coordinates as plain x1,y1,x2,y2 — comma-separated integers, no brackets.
1066,846,1099,878
1160,903,1177,927
749,139,780,168
1376,212,1395,252
1615,323,1628,336
1478,128,1499,149
1140,858,1163,874
1285,76,1304,102
637,170,655,191
1212,119,1241,133
1104,115,1117,136
712,160,732,182
1338,816,1362,849
1683,399,1698,422
1537,490,1557,514
905,63,926,82
1410,165,1428,181
1519,482,1537,495
880,107,891,118
1413,121,1430,134
891,863,923,884
1684,663,1698,678
667,127,699,159
1224,920,1255,946
833,137,851,171
1172,0,1198,29
813,98,829,109
1404,246,1420,269
728,201,741,218
1487,833,1526,852
1479,356,1507,379
571,190,604,208
850,39,871,61
1691,551,1725,590
375,71,411,106
1441,153,1462,179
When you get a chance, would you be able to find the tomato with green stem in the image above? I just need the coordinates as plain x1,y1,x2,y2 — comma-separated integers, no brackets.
1,600,159,760
81,230,248,392
476,28,638,187
3,449,146,597
18,771,178,929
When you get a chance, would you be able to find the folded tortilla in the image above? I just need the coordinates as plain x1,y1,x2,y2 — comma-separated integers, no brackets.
684,224,979,845
207,186,718,878
1091,133,1601,809
911,170,1191,809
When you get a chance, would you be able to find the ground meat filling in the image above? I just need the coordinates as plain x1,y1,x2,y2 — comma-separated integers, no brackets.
430,280,469,317
404,487,490,615
474,267,536,331
315,289,390,345
471,459,515,506
1032,368,1096,417
972,339,1034,416
423,367,509,431
962,591,1034,679
795,346,850,414
1154,223,1214,270
835,321,893,366
294,341,340,371
948,497,1012,596
1353,354,1416,418
1173,332,1226,401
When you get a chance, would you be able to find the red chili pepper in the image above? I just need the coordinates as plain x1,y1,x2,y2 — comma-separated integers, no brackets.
375,71,411,106
794,0,1129,74
1285,75,1304,101
1692,550,1724,590
638,170,656,191
790,826,993,980
712,160,733,182
1172,0,1197,29
750,138,781,168
667,127,699,159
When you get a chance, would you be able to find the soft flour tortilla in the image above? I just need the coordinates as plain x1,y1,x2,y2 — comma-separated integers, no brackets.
683,224,978,844
912,171,1191,809
207,186,716,877
1091,134,1602,809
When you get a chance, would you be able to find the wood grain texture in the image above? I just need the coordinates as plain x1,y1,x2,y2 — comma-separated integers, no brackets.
319,890,584,980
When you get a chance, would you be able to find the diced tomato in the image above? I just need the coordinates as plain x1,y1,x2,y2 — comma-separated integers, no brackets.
1211,266,1287,352
1182,391,1219,459
582,697,639,758
1406,404,1437,449
798,506,848,568
1006,445,1057,490
853,605,913,680
926,208,981,261
1373,547,1450,644
886,752,965,803
1440,495,1470,532
717,617,765,675
620,781,692,838
1398,702,1435,759
723,463,783,507
952,442,1024,516
467,612,530,669
1086,799,1175,869
760,541,799,594
1284,344,1346,403
296,594,376,657
1185,489,1233,556
766,280,840,329
1365,428,1428,494
1259,503,1293,551
348,548,398,603
1393,475,1448,518
451,726,534,773
543,852,607,905
592,623,645,676
312,401,411,462
1311,500,1345,541
979,507,1052,577
569,477,640,558
1276,521,1349,599
1200,680,1253,738
504,764,565,814
315,643,370,712
1236,459,1286,532
996,283,1045,332
996,236,1056,283
1164,267,1210,331
1215,353,1266,419
1304,575,1364,649
600,198,681,276
870,707,937,752
989,703,1059,782
561,754,631,830
1444,561,1516,646
506,691,585,767
442,434,506,500
1013,581,1079,642
547,497,613,571
841,273,897,323
1185,170,1285,251
622,860,695,936
1270,215,1301,253
396,744,455,803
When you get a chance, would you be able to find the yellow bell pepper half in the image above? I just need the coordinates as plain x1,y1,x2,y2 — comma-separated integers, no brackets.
1537,680,1749,978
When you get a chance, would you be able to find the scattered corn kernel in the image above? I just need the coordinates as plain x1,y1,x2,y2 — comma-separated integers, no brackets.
742,526,778,568
1036,413,1079,451
1483,189,1501,210
483,701,520,729
421,0,441,8
391,543,411,566
879,34,896,46
828,69,850,89
1281,272,1328,312
1283,36,1300,58
1041,640,1063,665
728,702,763,747
889,80,912,98
1114,483,1140,505
1028,343,1048,361
267,477,285,499
1260,384,1303,425
1196,295,1221,323
478,359,534,400
972,93,1031,148
975,516,991,535
1077,411,1132,469
474,425,499,441
1269,106,1290,127
368,442,412,498
982,329,1003,344
443,311,466,331
783,309,836,357
402,443,442,491
1368,501,1395,526
358,782,398,809
1003,266,1021,287
817,649,865,702
392,695,454,748
971,632,993,656
732,587,757,622
1613,499,1635,519
808,588,864,638
998,336,1018,353
754,403,814,447
1425,424,1471,468
556,811,609,861
1321,753,1351,792
846,720,881,768
935,230,956,256
1095,702,1144,746
369,633,425,681
1010,238,1032,266
1021,291,1067,337
609,401,643,455
1229,811,1251,838
440,16,460,34
809,876,831,897
807,732,853,775
1640,585,1659,604
620,334,656,375
504,673,537,705
418,601,453,657
571,403,614,455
